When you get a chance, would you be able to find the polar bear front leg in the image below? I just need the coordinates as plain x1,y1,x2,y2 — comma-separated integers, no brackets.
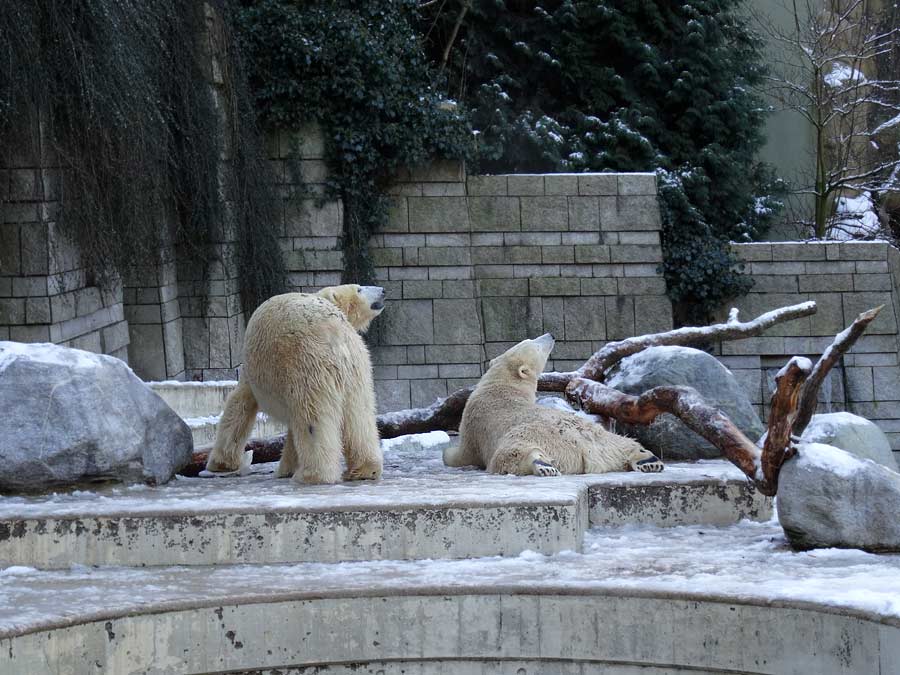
293,415,343,485
628,447,664,473
274,430,298,478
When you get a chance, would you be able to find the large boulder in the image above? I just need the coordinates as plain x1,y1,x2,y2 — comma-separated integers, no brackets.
801,412,898,471
605,346,764,460
0,342,193,491
778,442,900,552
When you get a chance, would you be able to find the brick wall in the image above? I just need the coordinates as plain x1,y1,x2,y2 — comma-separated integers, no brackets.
0,114,129,359
720,241,900,453
367,166,671,411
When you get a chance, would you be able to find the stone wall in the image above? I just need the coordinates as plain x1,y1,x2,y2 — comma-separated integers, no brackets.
721,241,900,451
0,115,129,360
369,166,670,410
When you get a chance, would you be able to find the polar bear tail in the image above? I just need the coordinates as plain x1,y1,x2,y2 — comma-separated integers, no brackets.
206,380,259,473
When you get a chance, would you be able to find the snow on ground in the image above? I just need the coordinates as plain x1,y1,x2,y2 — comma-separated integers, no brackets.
2,516,900,636
0,448,745,519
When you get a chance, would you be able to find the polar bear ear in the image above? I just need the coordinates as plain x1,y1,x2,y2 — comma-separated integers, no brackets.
517,364,531,379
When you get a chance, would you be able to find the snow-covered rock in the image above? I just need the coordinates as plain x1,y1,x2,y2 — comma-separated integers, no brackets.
778,442,900,552
0,342,193,491
605,346,764,460
801,412,897,471
381,430,451,456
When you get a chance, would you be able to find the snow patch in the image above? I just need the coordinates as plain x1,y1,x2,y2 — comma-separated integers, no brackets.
0,341,114,374
824,62,866,88
796,442,868,478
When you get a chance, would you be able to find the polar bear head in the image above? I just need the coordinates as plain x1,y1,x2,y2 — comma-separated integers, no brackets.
317,284,386,333
485,333,555,387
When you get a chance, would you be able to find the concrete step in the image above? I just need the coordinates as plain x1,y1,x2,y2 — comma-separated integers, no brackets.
0,442,769,568
1,518,896,675
185,412,287,448
150,380,237,419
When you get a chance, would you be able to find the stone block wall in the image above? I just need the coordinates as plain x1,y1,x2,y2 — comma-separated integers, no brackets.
0,116,129,360
720,242,900,452
367,167,670,410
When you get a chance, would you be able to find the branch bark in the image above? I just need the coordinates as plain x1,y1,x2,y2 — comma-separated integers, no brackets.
579,301,818,381
760,357,812,490
565,377,770,493
791,304,884,436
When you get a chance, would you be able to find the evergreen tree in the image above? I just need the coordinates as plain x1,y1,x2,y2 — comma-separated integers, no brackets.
425,0,783,323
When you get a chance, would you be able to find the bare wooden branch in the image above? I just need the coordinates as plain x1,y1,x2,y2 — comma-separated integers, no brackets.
760,357,812,490
439,0,471,72
565,377,771,493
792,305,884,436
377,385,473,437
579,301,818,381
181,437,285,478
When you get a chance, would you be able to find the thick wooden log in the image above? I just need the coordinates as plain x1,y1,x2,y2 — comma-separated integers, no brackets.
377,385,474,437
791,305,884,437
760,357,812,490
565,377,771,492
180,437,285,478
580,301,817,381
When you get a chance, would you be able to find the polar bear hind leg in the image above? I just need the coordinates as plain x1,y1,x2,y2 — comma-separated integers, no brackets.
488,440,561,477
629,447,664,473
274,430,298,478
341,396,383,481
292,412,343,485
206,380,259,473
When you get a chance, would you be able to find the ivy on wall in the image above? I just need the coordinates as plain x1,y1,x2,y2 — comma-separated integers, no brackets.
233,0,473,284
421,0,785,323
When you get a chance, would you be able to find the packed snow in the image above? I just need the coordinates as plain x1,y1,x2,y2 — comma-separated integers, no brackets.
824,62,867,89
832,191,881,240
0,441,746,519
2,516,900,637
0,341,112,374
794,442,869,478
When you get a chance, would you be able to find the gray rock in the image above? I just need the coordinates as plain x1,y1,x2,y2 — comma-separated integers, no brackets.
606,346,764,460
778,442,900,552
801,412,898,471
0,342,193,491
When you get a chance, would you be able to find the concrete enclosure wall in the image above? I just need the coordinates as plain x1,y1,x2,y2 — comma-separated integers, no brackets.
2,122,900,453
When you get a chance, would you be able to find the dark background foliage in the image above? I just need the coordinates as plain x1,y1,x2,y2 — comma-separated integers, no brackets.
234,0,474,284
421,0,783,323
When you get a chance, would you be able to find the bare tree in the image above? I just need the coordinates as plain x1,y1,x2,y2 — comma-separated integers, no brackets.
758,0,900,239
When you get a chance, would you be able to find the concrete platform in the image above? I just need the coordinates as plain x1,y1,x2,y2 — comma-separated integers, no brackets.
2,518,898,675
0,440,769,568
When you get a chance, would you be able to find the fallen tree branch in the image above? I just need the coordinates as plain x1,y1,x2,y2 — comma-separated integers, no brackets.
791,305,884,437
579,301,818,381
565,377,771,493
377,385,474,437
181,437,285,478
760,357,812,490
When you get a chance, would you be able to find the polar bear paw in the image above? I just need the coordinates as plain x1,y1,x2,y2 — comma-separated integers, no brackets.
342,462,382,481
532,458,561,477
632,455,664,473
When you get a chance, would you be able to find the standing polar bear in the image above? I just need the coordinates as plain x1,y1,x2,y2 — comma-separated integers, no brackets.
444,333,664,476
205,284,386,484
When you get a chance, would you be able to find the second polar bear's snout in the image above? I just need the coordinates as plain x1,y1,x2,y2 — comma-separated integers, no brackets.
359,285,386,311
533,332,555,355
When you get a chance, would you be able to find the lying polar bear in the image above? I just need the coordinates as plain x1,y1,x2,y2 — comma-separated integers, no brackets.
443,333,664,477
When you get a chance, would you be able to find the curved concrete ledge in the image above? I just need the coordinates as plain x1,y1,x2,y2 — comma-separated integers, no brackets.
2,587,897,674
0,460,769,568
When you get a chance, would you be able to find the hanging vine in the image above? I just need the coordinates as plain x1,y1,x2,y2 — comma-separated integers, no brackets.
0,0,285,314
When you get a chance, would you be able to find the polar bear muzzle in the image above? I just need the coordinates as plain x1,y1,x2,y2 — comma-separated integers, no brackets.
359,285,386,312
